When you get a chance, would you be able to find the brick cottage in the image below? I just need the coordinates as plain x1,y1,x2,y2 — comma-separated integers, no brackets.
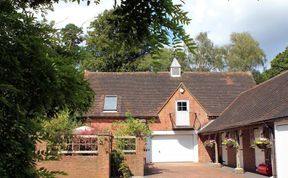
83,58,255,164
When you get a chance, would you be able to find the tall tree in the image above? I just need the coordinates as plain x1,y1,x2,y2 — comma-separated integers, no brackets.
224,32,266,72
85,10,150,72
57,23,92,67
190,32,225,71
257,47,288,83
85,10,192,72
16,0,196,54
59,23,84,51
0,1,94,177
137,49,191,72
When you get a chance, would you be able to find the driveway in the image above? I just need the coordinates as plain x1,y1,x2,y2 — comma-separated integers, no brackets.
144,163,269,178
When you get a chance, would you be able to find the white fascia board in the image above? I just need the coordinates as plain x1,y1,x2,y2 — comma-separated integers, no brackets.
151,130,196,136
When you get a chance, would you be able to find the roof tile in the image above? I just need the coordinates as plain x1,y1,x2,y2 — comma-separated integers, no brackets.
84,72,255,118
201,70,288,133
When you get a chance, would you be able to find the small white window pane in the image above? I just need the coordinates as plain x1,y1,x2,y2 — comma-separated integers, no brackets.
104,96,117,111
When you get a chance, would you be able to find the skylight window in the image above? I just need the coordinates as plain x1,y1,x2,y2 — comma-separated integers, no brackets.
104,96,117,111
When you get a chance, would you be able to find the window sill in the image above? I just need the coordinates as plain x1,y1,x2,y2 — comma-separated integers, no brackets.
102,111,118,113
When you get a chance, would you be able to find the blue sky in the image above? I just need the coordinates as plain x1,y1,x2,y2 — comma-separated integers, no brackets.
43,0,288,68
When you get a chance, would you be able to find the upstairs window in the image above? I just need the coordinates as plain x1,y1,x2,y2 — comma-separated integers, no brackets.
104,95,117,111
177,101,187,111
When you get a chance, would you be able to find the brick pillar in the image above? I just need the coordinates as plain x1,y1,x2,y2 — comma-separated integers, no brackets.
95,134,111,178
135,137,145,176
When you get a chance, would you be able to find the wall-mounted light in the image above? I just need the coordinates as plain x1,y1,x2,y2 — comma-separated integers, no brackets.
179,87,185,94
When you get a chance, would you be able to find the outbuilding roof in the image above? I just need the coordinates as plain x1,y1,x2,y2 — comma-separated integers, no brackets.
200,70,288,133
84,72,255,118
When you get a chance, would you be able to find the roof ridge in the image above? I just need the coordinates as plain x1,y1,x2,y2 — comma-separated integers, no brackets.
85,71,253,75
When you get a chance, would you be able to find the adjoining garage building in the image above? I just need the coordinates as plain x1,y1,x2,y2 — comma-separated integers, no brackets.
200,70,288,178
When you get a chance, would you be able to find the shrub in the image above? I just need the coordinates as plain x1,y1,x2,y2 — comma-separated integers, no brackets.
110,149,132,178
41,109,79,160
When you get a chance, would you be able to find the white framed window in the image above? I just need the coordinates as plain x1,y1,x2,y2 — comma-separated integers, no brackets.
115,136,136,153
103,95,117,112
61,135,98,154
177,101,188,111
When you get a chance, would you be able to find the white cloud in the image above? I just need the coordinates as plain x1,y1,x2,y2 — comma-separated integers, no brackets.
183,0,288,62
44,1,114,30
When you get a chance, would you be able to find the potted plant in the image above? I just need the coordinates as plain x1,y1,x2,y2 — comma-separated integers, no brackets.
222,138,237,148
204,140,215,148
254,137,272,149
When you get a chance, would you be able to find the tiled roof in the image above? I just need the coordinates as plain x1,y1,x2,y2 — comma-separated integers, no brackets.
84,72,255,118
200,70,288,133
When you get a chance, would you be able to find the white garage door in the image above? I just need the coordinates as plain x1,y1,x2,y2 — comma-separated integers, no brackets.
151,134,194,162
275,123,288,178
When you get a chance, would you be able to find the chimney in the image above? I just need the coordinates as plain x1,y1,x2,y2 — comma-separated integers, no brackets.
170,57,181,77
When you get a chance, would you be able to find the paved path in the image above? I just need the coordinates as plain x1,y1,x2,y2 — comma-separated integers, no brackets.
144,163,269,178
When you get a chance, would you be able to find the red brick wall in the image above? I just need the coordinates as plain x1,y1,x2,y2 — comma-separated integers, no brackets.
36,135,111,178
89,118,124,132
37,135,146,178
124,137,145,176
150,86,209,131
37,156,100,178
198,135,214,163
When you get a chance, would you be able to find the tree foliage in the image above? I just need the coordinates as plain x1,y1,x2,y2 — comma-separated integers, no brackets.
0,1,94,177
112,0,196,53
85,10,149,72
224,32,266,72
84,9,192,72
15,0,196,55
137,49,191,72
56,23,90,67
190,32,225,71
113,113,151,137
257,47,288,83
60,23,84,50
41,109,79,160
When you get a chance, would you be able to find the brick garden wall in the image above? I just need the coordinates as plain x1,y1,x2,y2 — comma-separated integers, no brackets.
150,86,209,131
37,156,100,178
124,137,145,176
36,135,145,178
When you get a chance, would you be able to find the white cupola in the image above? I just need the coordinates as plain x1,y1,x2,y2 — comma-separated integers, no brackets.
170,57,181,77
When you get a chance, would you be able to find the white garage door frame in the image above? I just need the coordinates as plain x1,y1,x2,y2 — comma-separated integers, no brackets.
274,120,288,178
146,130,198,163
